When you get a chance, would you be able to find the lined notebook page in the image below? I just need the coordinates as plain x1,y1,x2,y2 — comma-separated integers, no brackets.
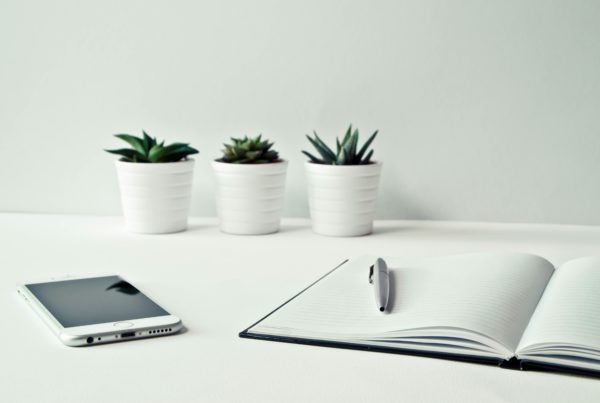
252,253,554,352
517,257,600,353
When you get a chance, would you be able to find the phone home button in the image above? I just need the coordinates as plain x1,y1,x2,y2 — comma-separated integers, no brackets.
113,321,134,328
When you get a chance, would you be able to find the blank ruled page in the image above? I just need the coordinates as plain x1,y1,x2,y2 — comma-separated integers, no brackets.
252,253,554,353
518,257,600,352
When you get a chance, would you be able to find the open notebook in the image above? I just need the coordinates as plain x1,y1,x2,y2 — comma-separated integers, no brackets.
240,253,600,376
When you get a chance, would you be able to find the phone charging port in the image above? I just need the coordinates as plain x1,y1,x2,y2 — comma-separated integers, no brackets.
121,332,136,338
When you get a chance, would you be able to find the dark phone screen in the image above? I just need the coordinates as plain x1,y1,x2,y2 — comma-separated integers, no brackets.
26,276,169,327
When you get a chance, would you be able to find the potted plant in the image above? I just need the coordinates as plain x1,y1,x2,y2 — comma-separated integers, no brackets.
105,131,198,234
302,125,380,236
212,135,287,235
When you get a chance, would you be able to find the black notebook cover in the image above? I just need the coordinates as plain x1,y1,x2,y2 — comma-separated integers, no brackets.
239,259,599,378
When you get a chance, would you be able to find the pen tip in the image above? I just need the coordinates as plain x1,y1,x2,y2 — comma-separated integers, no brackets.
379,307,385,312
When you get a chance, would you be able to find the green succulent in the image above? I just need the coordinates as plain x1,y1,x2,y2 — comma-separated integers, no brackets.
217,135,281,164
105,131,198,163
302,125,378,165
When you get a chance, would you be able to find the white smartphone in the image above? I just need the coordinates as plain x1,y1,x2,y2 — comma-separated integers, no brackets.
17,274,182,346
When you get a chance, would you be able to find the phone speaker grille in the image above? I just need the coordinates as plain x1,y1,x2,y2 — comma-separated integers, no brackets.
149,328,173,335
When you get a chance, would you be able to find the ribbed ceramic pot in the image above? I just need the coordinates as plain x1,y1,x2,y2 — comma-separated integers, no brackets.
305,161,382,237
115,159,195,234
212,160,288,235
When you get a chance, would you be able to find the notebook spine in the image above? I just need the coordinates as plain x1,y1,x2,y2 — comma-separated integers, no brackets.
240,331,505,367
498,357,521,370
519,360,600,378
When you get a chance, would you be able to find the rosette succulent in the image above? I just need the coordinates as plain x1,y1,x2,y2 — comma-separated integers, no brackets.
217,135,281,164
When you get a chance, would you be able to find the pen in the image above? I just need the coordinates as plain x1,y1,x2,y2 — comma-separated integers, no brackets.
369,258,390,312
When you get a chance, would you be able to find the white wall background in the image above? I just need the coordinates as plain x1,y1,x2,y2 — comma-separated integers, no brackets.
2,0,600,224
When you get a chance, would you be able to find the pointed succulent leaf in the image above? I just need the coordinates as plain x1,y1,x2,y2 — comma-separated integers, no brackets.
160,150,197,162
114,134,147,157
142,130,155,150
343,135,354,163
348,129,359,163
341,146,352,165
245,150,262,160
263,150,279,160
302,150,322,163
305,135,330,161
336,147,347,165
104,148,147,162
147,144,164,162
223,145,236,159
342,125,352,146
152,143,198,162
258,140,270,150
307,134,336,162
356,130,378,162
362,149,374,164
312,131,337,161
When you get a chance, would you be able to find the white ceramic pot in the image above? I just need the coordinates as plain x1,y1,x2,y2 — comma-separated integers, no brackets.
115,159,195,234
305,161,382,237
212,160,288,235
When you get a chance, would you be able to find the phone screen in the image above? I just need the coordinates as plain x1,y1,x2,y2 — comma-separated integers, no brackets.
26,276,169,327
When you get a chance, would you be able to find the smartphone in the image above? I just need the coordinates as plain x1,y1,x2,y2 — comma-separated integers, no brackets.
17,274,182,346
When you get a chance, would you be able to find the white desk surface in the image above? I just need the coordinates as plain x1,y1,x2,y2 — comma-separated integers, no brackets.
2,213,600,402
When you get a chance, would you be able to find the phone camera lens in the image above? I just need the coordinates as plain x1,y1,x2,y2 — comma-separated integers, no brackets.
86,337,94,344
